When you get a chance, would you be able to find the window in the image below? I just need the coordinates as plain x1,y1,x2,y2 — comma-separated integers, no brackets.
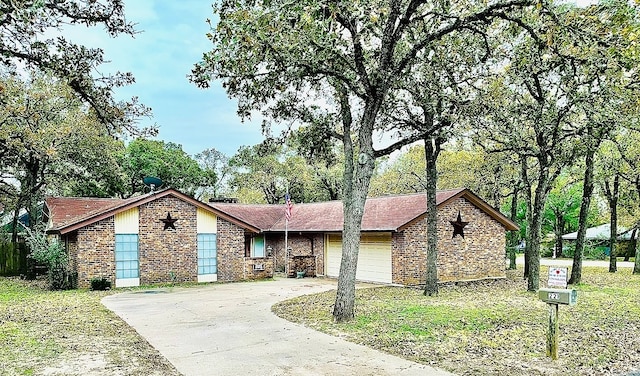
197,234,217,275
253,236,265,258
115,234,139,279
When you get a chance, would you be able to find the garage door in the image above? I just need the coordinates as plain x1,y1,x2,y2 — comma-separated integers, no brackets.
325,233,392,284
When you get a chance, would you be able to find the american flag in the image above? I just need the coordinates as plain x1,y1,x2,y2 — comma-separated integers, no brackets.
285,193,293,221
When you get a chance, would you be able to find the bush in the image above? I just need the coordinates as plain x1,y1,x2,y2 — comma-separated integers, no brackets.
90,277,112,291
25,228,75,290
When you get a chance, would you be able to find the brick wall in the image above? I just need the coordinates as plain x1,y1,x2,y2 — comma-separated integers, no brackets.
392,225,424,286
216,217,245,281
66,195,276,288
65,232,78,276
74,217,116,288
268,233,324,277
243,257,274,280
393,197,507,286
138,197,198,284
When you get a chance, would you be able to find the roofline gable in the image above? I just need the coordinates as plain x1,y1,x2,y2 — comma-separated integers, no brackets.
397,189,519,232
48,189,260,235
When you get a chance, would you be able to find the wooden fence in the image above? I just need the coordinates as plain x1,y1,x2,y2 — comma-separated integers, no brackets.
0,242,29,276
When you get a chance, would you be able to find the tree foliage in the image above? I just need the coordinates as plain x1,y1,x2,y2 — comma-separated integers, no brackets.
0,0,152,134
119,139,207,198
0,74,122,241
193,0,550,318
194,148,230,200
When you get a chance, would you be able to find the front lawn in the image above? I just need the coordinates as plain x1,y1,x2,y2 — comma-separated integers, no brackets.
272,267,640,376
0,278,180,376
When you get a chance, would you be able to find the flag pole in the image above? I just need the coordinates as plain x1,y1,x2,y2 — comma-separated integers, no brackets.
285,215,289,277
284,190,291,277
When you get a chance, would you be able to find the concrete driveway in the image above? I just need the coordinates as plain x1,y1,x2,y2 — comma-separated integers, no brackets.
102,278,453,376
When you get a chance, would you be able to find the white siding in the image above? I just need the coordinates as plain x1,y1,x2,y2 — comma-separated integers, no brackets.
325,232,392,284
197,208,217,234
114,208,139,234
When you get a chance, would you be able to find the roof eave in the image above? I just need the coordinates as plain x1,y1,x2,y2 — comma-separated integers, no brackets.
53,189,261,235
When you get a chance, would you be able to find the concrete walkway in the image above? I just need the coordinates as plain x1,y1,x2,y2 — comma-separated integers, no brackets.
102,278,453,376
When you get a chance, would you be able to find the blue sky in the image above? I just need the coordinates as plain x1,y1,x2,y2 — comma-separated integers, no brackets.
65,0,595,158
65,1,264,157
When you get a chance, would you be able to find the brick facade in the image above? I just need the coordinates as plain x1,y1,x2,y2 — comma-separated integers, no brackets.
138,196,197,284
216,217,246,281
73,217,116,288
58,191,507,288
393,197,506,286
63,195,273,288
266,233,325,277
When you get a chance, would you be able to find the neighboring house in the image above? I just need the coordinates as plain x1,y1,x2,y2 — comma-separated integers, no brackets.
562,223,635,258
562,224,632,241
45,187,517,289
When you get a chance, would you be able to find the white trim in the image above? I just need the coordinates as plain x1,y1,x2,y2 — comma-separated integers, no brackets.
198,274,217,283
115,278,140,288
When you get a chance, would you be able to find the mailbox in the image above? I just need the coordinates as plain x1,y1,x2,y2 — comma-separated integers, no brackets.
538,288,577,306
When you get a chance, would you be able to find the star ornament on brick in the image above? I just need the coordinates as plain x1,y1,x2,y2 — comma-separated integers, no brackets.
160,212,178,230
450,211,468,239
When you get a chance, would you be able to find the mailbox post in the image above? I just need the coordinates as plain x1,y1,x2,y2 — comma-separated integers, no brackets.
538,287,577,360
539,266,576,360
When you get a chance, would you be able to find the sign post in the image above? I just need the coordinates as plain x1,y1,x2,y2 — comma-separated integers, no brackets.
538,267,577,360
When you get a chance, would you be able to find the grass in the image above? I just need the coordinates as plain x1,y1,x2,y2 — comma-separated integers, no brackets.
0,278,180,376
2,268,638,375
272,267,640,376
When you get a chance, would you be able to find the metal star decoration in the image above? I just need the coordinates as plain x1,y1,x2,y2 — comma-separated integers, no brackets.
450,211,468,239
160,212,177,230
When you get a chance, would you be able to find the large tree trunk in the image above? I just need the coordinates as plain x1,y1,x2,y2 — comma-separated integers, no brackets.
527,186,547,291
507,189,519,270
525,157,558,291
569,150,595,285
521,159,533,279
333,93,378,323
607,175,619,273
423,137,441,296
553,214,565,258
10,205,21,244
634,227,640,275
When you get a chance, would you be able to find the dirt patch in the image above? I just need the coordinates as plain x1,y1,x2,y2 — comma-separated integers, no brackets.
0,277,181,376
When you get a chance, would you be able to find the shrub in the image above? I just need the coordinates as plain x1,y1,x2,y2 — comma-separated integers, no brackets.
24,228,75,290
90,277,112,291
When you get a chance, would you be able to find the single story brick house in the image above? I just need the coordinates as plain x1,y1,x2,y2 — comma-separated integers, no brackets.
211,188,518,286
45,187,517,288
45,189,271,288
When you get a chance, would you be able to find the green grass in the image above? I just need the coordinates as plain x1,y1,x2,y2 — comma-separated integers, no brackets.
0,277,180,376
273,267,640,376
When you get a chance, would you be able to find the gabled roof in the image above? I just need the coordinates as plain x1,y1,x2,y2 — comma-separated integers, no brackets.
46,188,260,235
210,188,518,233
562,223,632,241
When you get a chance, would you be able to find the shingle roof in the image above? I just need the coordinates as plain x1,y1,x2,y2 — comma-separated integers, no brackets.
562,223,631,240
46,195,147,231
210,188,518,232
45,189,261,235
45,188,518,235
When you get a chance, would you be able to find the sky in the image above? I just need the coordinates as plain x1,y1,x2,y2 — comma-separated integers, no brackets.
64,0,596,158
64,1,264,157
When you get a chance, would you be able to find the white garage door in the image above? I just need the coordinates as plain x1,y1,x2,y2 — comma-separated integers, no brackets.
325,233,392,284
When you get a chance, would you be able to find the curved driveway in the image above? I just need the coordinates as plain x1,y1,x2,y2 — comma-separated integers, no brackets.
102,278,453,376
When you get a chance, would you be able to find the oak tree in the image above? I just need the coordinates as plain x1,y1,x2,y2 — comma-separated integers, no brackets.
193,0,540,320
